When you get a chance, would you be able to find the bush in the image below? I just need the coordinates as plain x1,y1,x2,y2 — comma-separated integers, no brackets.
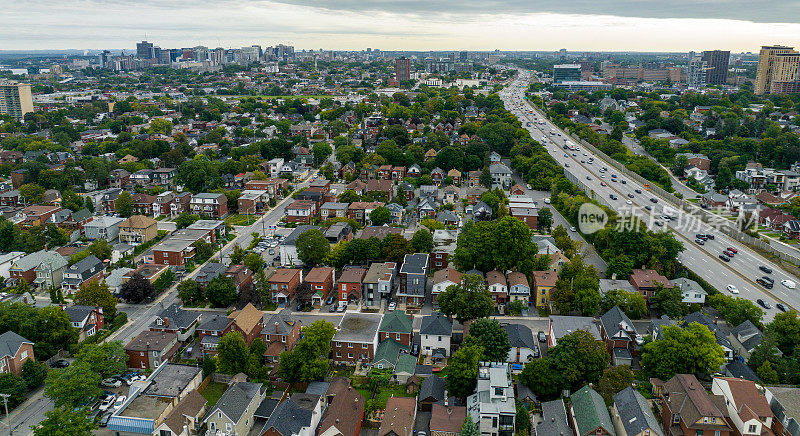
112,312,128,330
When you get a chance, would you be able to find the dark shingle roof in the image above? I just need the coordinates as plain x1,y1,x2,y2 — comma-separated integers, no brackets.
502,323,537,350
207,382,262,424
0,331,31,359
613,386,663,436
420,312,452,336
262,398,313,436
420,375,446,402
151,303,200,330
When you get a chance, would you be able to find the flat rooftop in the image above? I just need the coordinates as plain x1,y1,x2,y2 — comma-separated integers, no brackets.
119,395,169,421
144,364,202,398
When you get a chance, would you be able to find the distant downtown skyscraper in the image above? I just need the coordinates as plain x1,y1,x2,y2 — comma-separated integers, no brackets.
136,40,154,59
701,50,730,85
395,57,411,82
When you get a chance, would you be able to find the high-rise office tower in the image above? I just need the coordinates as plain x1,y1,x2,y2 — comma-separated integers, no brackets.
0,81,34,120
701,50,730,85
395,57,411,82
755,45,797,95
136,41,154,59
552,64,581,84
459,51,468,62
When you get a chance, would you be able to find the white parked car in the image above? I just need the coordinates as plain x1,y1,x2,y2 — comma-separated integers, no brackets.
98,395,116,411
782,279,797,289
113,396,127,411
726,285,739,294
101,378,122,388
387,302,397,311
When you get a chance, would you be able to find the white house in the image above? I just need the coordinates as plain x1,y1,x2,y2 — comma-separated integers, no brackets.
503,323,538,364
671,277,707,304
420,312,452,358
711,377,773,436
431,268,461,302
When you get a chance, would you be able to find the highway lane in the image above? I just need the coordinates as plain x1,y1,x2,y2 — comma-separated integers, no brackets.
500,73,797,321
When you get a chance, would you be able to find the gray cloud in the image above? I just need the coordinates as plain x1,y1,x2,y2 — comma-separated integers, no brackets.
267,0,800,23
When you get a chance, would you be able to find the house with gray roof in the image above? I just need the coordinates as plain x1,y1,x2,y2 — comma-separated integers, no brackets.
84,215,125,241
502,323,538,364
548,315,602,348
9,249,64,288
729,320,768,360
611,386,663,436
61,254,104,294
489,162,511,189
537,399,571,436
260,397,314,436
599,306,639,367
332,312,382,365
64,305,104,341
32,250,68,290
766,386,800,436
671,277,707,304
103,266,133,295
420,312,452,358
0,331,34,376
419,375,446,411
203,382,266,436
398,253,428,306
570,385,616,436
150,303,201,342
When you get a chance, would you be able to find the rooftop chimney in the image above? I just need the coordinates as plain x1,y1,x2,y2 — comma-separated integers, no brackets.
275,321,279,333
164,317,169,327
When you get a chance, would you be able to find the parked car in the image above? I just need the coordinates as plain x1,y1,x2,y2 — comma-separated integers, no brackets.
411,343,420,356
537,331,547,343
325,296,336,306
782,279,797,289
387,301,397,311
101,378,122,388
113,395,127,411
49,359,69,368
650,198,658,203
98,395,116,411
777,303,788,312
337,303,347,313
99,412,112,427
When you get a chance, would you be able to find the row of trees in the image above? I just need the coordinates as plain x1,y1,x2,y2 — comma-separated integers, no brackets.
295,227,433,268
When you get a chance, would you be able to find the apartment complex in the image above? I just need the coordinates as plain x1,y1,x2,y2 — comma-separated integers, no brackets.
702,50,730,85
755,45,800,95
0,81,34,120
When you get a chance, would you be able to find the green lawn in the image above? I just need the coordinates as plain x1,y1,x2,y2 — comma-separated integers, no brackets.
200,381,228,407
373,384,415,409
225,214,260,226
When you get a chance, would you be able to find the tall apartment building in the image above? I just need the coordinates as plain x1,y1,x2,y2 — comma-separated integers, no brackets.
755,45,798,95
395,57,411,82
702,50,730,85
687,56,708,88
0,82,33,120
553,64,581,84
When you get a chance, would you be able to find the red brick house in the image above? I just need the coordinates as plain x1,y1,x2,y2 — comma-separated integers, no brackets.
378,165,393,180
659,374,732,436
124,331,179,370
392,166,406,180
269,268,302,306
197,314,233,356
629,268,673,301
285,199,316,224
262,311,301,363
510,184,526,196
378,310,413,347
228,303,263,346
337,267,366,304
331,313,382,365
151,238,196,266
304,266,335,308
189,193,229,219
225,264,253,293
0,331,34,376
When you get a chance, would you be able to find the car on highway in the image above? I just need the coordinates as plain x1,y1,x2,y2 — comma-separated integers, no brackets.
569,226,577,232
757,278,773,289
621,180,627,184
609,194,618,200
727,247,738,254
777,303,788,312
759,266,773,274
762,276,775,284
626,200,633,205
544,198,551,204
719,254,730,262
654,220,664,227
650,198,658,203
724,249,735,257
600,182,606,186
695,234,708,240
627,193,634,198
586,176,591,180
645,205,652,211
757,299,772,309
695,238,705,245
782,279,797,289
726,285,739,294
564,163,569,167
704,234,715,240
635,189,642,194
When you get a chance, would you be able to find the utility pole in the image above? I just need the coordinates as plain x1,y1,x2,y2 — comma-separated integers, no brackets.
0,393,11,436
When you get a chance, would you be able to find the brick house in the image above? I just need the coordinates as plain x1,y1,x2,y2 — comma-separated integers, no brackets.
125,330,179,370
629,268,674,301
0,331,34,376
190,193,229,219
151,238,195,266
285,199,316,224
64,305,105,341
660,374,732,436
262,311,301,363
337,267,366,304
304,266,335,308
269,268,302,307
486,270,509,305
332,313,382,365
149,303,201,343
228,303,263,346
197,314,232,356
378,310,413,347
599,306,639,366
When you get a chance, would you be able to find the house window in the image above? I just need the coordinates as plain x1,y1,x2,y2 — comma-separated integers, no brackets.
226,423,231,432
673,415,680,424
395,333,400,340
336,351,341,357
749,425,757,433
362,344,368,349
141,361,146,368
335,342,341,347
347,353,353,358
20,350,27,360
348,343,353,348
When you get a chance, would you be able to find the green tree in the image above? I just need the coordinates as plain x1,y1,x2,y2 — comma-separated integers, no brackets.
596,365,634,405
382,233,413,263
707,294,764,328
0,373,27,408
244,252,265,274
516,405,531,435
600,289,647,319
551,256,601,316
87,239,112,261
757,361,779,385
119,273,155,303
277,320,335,383
438,274,495,323
641,322,725,380
19,183,45,204
175,212,201,229
369,206,391,226
519,359,564,400
312,142,333,166
33,407,97,436
74,280,118,321
205,275,237,308
177,280,204,305
295,229,330,267
217,332,250,374
766,311,800,355
445,344,483,401
460,415,480,436
538,207,553,230
21,359,48,390
44,363,102,408
649,283,685,318
115,191,134,217
230,245,246,265
462,318,510,362
547,329,609,390
410,228,433,253
74,341,128,379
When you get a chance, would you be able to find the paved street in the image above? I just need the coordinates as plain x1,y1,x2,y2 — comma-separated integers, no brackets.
502,72,798,321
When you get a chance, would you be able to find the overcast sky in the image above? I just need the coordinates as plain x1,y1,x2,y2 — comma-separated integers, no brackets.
4,0,800,52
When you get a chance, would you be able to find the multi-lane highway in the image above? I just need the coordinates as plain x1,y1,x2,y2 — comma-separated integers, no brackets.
501,72,800,321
